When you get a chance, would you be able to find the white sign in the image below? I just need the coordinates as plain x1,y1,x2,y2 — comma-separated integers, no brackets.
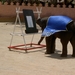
26,16,34,28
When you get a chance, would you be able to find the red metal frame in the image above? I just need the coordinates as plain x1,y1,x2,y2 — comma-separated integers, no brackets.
8,43,46,52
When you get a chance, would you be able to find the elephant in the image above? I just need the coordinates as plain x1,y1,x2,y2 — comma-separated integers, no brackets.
36,16,75,57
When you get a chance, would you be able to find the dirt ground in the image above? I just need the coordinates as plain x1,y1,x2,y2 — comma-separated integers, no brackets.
0,22,75,75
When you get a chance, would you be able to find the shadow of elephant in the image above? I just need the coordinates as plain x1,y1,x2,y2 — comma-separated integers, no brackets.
36,16,75,57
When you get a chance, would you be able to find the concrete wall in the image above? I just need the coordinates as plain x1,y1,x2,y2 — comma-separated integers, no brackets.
0,2,75,22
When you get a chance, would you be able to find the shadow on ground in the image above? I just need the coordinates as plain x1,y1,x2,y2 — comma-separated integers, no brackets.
45,49,75,60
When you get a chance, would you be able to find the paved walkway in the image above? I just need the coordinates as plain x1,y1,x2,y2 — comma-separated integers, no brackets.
0,22,75,75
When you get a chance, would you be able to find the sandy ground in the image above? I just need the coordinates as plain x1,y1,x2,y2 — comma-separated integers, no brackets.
0,22,75,75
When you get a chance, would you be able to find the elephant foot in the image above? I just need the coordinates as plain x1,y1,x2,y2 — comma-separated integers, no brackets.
60,54,67,57
72,54,75,57
45,51,54,54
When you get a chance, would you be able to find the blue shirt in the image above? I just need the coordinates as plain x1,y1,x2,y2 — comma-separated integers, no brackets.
42,15,72,37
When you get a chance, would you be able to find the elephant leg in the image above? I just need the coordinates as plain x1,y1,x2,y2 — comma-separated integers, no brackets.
70,34,75,57
60,40,68,57
45,35,56,54
51,36,56,53
60,31,73,57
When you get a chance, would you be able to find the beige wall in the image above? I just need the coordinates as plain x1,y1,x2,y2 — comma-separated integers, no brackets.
0,2,75,22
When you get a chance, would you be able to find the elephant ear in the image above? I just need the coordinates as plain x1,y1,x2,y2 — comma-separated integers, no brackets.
36,17,48,31
36,17,48,26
